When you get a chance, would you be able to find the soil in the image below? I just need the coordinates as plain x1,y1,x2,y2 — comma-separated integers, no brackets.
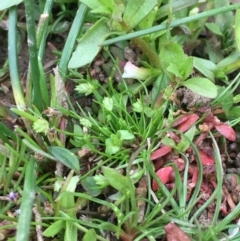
176,87,211,109
0,29,59,106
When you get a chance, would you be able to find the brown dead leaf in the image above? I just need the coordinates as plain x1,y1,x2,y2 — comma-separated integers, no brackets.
164,222,191,241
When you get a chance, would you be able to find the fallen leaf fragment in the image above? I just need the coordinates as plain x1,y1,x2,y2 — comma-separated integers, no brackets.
215,124,236,141
191,168,198,185
199,150,215,165
177,113,199,132
151,145,172,161
152,166,173,191
172,115,190,127
164,222,191,241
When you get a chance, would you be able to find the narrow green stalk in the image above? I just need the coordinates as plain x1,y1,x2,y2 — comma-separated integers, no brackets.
210,133,223,225
132,38,161,68
8,7,26,109
37,0,54,51
24,0,43,111
22,139,54,159
36,13,49,49
102,3,240,46
36,0,54,108
59,3,88,81
38,61,50,107
11,108,38,122
16,158,36,241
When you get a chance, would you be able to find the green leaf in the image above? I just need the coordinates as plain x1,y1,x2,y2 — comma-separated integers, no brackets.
161,136,176,148
49,146,80,173
177,126,196,152
0,0,22,10
216,50,240,77
215,86,233,113
16,158,36,241
205,22,223,36
68,18,110,68
123,0,157,31
235,9,240,53
109,4,125,30
182,77,218,98
132,99,144,113
80,0,114,10
167,63,183,78
91,6,112,17
229,106,240,119
151,73,169,105
102,97,113,111
81,176,102,196
160,42,185,71
60,175,79,219
143,106,156,117
83,229,97,241
180,57,193,80
99,222,119,232
65,221,77,241
102,166,130,192
233,94,240,103
43,220,65,237
138,6,157,29
160,42,192,80
66,176,80,192
117,130,134,140
105,136,121,155
193,57,216,81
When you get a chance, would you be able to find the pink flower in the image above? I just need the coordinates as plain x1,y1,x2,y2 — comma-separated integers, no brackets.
122,61,151,80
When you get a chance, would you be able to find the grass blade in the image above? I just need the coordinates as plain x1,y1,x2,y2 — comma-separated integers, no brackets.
24,0,43,110
59,3,88,80
16,157,36,241
8,6,26,109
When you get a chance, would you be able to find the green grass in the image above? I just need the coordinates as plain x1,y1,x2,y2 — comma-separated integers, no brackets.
1,0,240,240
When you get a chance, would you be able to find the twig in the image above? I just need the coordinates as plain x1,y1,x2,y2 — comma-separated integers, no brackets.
33,206,43,241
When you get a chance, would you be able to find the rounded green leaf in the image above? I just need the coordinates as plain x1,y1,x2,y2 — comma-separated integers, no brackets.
49,146,80,173
182,77,218,98
102,166,130,192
